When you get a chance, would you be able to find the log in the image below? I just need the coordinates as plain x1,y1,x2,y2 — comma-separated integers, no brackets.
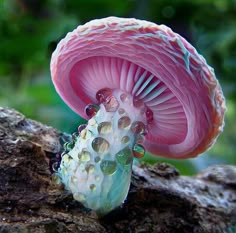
0,107,235,233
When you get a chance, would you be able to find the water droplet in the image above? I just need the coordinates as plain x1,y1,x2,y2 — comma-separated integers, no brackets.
116,147,133,165
78,124,87,133
121,135,130,144
80,129,87,139
85,104,99,118
72,132,79,141
73,193,86,202
92,137,109,154
100,160,117,175
86,164,95,174
62,154,71,163
64,142,74,151
120,93,129,102
96,88,112,103
131,121,146,134
90,184,96,191
118,108,125,115
132,144,145,158
146,108,154,123
94,156,101,163
133,97,144,108
104,96,119,112
60,152,66,158
85,130,93,140
97,122,112,134
52,162,59,172
88,118,97,126
51,173,62,185
118,116,131,129
136,134,145,144
79,150,91,162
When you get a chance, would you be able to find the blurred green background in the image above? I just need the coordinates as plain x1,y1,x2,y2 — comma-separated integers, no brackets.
0,0,235,175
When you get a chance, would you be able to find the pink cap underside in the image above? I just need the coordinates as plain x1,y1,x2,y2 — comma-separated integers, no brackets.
70,56,187,145
50,17,225,158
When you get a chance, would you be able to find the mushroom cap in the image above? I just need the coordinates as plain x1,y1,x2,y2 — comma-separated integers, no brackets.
50,17,225,159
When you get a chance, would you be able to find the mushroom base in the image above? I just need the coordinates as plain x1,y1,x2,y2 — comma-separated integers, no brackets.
55,89,147,215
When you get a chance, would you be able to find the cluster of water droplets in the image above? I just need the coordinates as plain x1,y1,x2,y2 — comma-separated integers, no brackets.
53,88,152,215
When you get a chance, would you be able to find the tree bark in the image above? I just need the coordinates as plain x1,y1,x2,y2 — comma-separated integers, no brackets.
0,107,235,233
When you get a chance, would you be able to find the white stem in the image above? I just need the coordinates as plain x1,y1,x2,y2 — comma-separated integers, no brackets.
57,89,147,215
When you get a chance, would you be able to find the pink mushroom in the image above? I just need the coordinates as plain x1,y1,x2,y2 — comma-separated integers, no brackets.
50,17,225,215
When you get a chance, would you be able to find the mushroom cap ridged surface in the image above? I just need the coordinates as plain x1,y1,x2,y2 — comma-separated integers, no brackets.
50,17,225,159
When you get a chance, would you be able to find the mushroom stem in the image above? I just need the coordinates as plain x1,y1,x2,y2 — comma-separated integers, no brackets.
57,89,147,215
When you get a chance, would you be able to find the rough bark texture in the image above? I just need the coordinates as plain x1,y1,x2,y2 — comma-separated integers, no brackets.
0,107,235,233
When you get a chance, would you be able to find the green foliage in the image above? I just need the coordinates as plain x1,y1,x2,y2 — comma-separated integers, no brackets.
0,0,235,174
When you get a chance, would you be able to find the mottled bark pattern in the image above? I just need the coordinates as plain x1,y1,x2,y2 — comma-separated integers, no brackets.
0,107,235,233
